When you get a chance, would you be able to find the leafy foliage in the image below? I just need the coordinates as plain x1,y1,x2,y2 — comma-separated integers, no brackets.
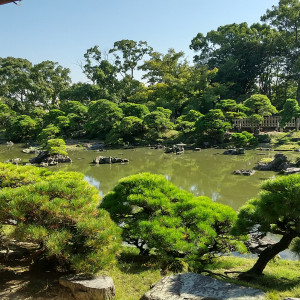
195,109,231,144
280,98,300,127
85,99,123,138
5,115,38,142
45,138,68,156
231,131,258,148
101,173,244,271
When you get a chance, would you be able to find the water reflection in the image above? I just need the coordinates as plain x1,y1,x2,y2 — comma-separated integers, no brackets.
1,145,296,211
84,175,101,194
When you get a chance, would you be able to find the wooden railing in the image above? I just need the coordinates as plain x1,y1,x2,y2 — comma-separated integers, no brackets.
233,116,300,130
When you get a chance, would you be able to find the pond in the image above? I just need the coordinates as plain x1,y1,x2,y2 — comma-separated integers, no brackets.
0,144,288,211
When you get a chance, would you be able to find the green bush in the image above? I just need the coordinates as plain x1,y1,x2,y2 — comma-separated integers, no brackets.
231,131,258,147
0,163,121,274
45,138,68,156
101,173,244,271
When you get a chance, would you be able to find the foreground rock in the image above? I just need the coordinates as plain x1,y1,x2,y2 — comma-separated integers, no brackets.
233,169,255,176
141,273,265,300
29,151,72,166
93,156,129,164
223,148,245,155
254,153,289,172
59,275,115,300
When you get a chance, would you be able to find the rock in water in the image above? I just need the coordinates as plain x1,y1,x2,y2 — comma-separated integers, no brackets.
233,169,255,176
223,148,245,155
29,151,72,165
93,156,129,164
59,275,115,300
254,153,289,172
141,273,265,300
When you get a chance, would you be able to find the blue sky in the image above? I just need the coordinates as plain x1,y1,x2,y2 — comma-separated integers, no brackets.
1,0,277,83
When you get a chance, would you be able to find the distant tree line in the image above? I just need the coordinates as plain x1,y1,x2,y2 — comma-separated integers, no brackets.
0,0,299,146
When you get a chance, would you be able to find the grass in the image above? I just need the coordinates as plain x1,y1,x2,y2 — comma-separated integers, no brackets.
98,247,162,300
266,130,300,151
203,256,300,300
96,247,300,300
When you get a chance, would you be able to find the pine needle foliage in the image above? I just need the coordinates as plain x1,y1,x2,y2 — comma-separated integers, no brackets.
101,172,244,271
231,173,300,277
0,163,121,274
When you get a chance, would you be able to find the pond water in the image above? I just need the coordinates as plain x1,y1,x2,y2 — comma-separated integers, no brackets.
0,144,291,210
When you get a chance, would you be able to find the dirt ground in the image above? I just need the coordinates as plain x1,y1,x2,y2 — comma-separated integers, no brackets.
0,242,74,300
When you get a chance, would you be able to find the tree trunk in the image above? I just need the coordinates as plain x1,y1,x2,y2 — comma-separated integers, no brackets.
239,233,296,280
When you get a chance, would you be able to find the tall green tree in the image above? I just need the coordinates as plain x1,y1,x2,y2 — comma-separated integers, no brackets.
261,0,300,104
29,60,71,109
0,57,33,112
190,23,279,100
85,99,123,138
0,57,70,112
280,98,300,127
109,39,153,79
83,46,119,100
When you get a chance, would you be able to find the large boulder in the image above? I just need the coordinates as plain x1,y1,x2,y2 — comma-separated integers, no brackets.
255,153,289,172
59,275,115,300
141,273,265,300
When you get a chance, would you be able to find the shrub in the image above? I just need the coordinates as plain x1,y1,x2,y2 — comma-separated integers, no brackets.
45,138,68,156
231,131,258,147
0,163,121,274
101,173,244,271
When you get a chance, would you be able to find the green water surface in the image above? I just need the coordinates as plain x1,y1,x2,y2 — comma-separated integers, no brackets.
0,144,285,211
